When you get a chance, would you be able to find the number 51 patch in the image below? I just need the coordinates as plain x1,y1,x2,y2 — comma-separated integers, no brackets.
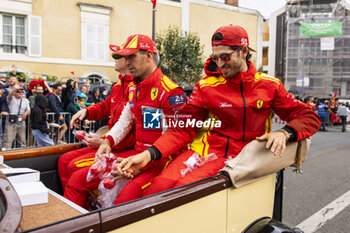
168,94,186,106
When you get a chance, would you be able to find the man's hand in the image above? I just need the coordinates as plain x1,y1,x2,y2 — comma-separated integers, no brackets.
110,158,131,179
59,115,64,121
82,134,102,149
8,84,20,101
256,131,288,157
116,150,151,179
73,78,79,90
95,139,111,162
22,110,30,121
44,80,53,93
13,84,20,90
70,109,88,129
1,112,8,115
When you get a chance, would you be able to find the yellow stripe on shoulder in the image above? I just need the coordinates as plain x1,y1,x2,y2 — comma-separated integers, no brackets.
127,82,135,87
161,76,180,92
257,73,281,85
261,77,280,85
199,76,226,88
114,81,122,87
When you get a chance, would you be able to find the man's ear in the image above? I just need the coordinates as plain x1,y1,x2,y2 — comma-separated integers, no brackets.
241,46,248,59
146,51,154,62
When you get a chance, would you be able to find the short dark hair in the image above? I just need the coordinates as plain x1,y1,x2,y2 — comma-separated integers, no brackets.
139,50,158,64
52,83,61,90
228,46,252,62
212,32,224,41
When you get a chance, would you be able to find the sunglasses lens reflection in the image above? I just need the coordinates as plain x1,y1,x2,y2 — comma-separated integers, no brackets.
211,54,231,63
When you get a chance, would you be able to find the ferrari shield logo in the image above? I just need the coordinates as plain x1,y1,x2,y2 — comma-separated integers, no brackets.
257,100,263,109
151,88,158,101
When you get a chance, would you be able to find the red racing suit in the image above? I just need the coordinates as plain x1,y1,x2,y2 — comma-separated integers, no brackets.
58,75,135,189
105,68,185,152
64,68,185,208
143,59,321,196
85,76,134,130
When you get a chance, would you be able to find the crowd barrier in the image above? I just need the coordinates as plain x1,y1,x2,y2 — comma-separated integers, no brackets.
0,112,107,151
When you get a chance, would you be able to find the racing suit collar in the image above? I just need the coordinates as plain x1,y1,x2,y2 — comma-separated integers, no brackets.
119,74,133,83
204,57,222,77
226,61,256,85
136,67,162,87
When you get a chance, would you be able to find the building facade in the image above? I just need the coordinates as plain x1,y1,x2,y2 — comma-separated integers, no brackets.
268,0,350,99
0,0,263,84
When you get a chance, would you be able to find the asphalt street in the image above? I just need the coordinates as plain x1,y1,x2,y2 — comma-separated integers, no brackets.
282,124,350,233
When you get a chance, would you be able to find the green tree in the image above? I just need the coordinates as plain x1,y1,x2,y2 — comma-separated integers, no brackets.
156,26,204,87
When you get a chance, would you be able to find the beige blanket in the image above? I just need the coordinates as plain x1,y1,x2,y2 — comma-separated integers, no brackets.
221,138,310,188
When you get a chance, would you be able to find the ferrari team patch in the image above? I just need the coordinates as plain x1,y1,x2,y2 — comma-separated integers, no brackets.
151,88,158,101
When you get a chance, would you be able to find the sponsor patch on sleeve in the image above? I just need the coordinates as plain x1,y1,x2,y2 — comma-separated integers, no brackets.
168,94,186,106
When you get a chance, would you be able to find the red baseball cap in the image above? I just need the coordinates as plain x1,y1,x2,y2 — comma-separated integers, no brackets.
111,34,158,59
211,25,256,52
109,44,120,53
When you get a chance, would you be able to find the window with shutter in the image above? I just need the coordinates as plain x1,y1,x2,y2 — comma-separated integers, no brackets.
79,3,111,62
1,14,26,54
82,23,108,61
15,16,25,54
28,15,41,57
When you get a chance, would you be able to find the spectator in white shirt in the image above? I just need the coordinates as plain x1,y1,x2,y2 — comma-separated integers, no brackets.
337,102,350,132
3,85,30,149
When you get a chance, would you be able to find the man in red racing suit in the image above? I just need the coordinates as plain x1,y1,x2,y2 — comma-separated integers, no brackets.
58,45,135,191
63,34,185,209
115,25,321,196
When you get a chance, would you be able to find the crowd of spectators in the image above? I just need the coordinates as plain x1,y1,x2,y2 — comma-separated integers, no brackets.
0,65,110,150
297,95,350,132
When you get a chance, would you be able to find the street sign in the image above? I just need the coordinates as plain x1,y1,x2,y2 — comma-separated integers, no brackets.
300,22,342,37
321,37,334,50
296,77,310,87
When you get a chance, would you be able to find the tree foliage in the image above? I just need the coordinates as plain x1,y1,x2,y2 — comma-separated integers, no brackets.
156,26,204,87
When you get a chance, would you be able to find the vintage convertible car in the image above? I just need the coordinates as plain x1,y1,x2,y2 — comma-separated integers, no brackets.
0,141,304,233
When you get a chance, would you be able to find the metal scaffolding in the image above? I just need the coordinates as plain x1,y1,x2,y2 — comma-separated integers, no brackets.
284,0,350,98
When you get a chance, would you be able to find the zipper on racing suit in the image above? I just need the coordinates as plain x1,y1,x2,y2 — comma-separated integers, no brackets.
224,137,230,158
240,80,246,141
